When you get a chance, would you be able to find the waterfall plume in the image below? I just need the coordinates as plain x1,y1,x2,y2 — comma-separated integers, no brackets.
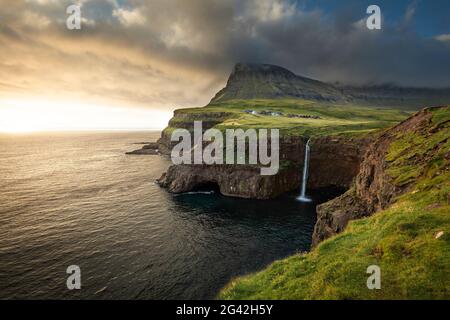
297,138,312,202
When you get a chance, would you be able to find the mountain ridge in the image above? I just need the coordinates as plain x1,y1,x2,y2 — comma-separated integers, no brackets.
211,63,344,103
211,63,450,109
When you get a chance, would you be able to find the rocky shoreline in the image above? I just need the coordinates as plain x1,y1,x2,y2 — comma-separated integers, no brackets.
126,142,159,155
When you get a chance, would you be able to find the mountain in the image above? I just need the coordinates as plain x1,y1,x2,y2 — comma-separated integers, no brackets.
211,63,344,103
343,84,450,109
211,63,450,109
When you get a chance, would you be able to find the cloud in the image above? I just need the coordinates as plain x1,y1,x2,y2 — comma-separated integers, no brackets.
21,11,51,29
248,0,296,22
0,0,450,112
112,7,146,26
435,34,450,42
403,1,417,26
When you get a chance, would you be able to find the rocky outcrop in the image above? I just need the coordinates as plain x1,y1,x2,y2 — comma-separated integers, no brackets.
312,188,369,245
312,107,441,246
126,142,159,155
158,164,300,199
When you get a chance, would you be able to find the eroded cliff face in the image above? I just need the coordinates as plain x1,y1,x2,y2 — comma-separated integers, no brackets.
312,107,444,247
157,134,370,199
157,130,176,156
309,136,371,189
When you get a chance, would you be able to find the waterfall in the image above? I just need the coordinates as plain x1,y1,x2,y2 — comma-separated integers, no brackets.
297,138,312,202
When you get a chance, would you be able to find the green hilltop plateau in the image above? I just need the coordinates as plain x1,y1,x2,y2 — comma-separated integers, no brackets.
167,99,411,137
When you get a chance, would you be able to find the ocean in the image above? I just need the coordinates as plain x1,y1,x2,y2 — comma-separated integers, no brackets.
0,131,336,299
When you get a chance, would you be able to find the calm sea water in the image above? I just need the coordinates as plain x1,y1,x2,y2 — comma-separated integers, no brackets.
0,132,338,299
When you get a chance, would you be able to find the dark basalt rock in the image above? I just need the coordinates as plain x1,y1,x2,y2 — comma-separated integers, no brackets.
157,164,300,200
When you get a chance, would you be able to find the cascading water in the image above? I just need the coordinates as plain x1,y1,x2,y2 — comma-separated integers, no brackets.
297,138,312,202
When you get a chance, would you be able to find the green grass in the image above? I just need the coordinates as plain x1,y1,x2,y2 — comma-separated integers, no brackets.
167,99,411,137
219,197,449,299
218,106,450,300
386,107,450,187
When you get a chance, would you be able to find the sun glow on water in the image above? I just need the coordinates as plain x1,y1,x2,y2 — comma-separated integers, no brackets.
0,99,172,133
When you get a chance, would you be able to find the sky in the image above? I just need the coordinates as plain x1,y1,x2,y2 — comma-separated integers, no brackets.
0,0,449,132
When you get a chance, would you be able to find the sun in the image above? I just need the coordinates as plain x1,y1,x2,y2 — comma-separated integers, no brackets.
0,98,172,133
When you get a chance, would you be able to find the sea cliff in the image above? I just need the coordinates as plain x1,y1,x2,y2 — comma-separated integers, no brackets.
157,135,370,199
313,106,449,245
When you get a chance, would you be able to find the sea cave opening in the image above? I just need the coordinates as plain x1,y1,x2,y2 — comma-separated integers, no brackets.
190,181,221,193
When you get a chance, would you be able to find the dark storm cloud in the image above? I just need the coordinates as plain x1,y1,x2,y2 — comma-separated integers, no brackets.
0,0,449,109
